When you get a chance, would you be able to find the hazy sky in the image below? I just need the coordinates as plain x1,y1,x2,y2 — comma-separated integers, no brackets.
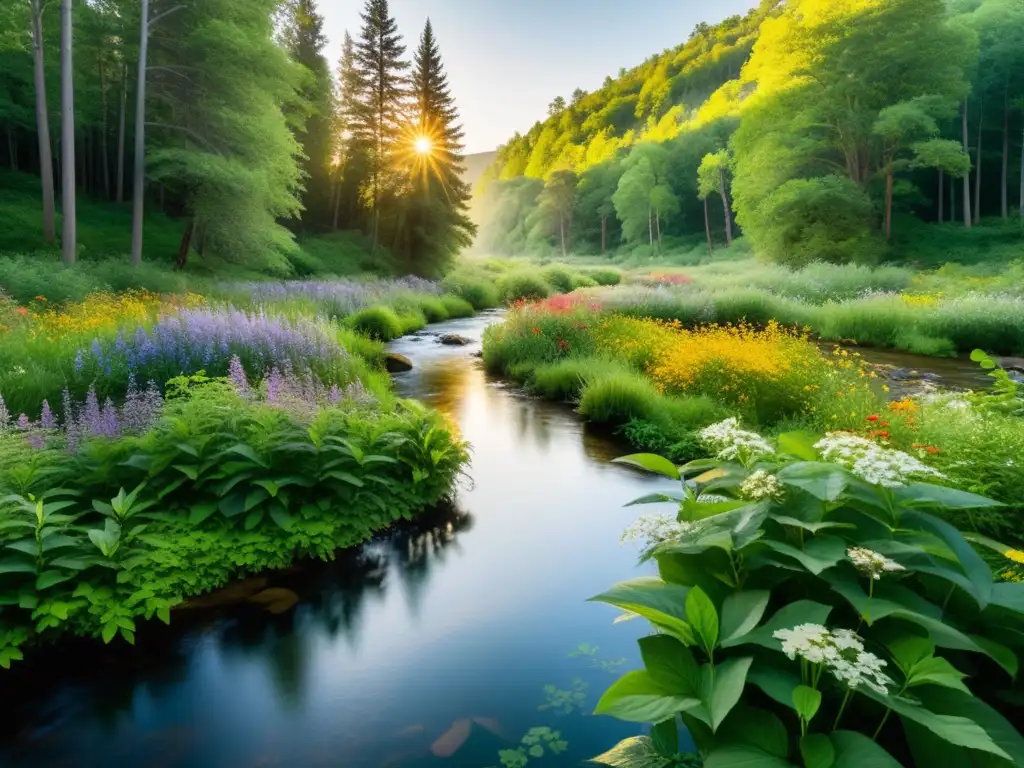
321,0,759,155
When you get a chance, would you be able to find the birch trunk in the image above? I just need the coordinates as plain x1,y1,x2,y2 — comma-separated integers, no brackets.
131,0,150,265
116,64,126,203
962,100,972,228
1001,82,1009,220
60,0,76,265
974,97,983,224
703,197,714,255
30,0,56,244
99,56,110,199
718,166,733,246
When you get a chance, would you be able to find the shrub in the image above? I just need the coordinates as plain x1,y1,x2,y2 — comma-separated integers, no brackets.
594,426,1023,768
497,269,551,303
541,264,577,293
531,356,627,400
442,269,499,309
440,294,475,318
569,273,597,290
583,268,623,286
414,295,450,323
396,309,427,335
893,328,956,357
577,370,661,423
348,305,404,341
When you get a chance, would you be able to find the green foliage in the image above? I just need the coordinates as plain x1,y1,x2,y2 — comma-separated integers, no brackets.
584,268,623,286
578,371,663,424
347,305,405,341
439,294,474,319
441,266,501,310
496,269,552,304
594,428,1024,767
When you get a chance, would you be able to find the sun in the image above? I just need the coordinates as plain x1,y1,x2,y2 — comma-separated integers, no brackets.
414,136,433,155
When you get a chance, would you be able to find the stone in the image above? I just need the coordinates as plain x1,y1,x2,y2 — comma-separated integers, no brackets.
439,333,472,346
384,353,413,373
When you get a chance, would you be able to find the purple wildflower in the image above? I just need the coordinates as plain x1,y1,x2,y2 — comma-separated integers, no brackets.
98,398,120,438
83,386,102,434
27,433,45,450
228,355,252,398
17,413,29,430
40,400,55,429
0,392,9,430
122,380,163,434
74,349,85,374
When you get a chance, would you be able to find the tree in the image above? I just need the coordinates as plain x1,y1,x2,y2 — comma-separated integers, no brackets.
576,161,621,254
613,143,677,251
403,18,475,274
697,150,733,246
129,0,149,265
350,0,408,254
548,96,565,116
280,0,335,227
59,0,74,264
530,170,576,256
29,0,55,243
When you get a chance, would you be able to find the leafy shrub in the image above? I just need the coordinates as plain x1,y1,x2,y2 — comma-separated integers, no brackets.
442,268,500,309
531,357,629,400
594,426,1024,767
497,269,552,303
569,273,597,290
583,268,623,286
414,295,451,323
440,294,475,318
348,305,404,341
541,265,577,293
577,370,662,423
893,329,956,357
395,309,427,335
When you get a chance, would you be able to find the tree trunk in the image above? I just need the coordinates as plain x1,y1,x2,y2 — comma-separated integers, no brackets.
30,0,56,244
559,215,567,258
884,171,893,243
1001,81,1009,220
937,169,944,223
647,203,653,247
175,219,193,270
718,166,733,246
332,177,341,231
962,100,972,228
703,197,714,256
116,64,126,204
6,125,16,171
655,210,662,250
60,0,76,265
131,0,150,265
99,55,110,200
974,97,983,224
1020,120,1024,221
601,214,607,255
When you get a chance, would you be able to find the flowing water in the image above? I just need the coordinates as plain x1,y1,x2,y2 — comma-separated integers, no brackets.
0,312,676,768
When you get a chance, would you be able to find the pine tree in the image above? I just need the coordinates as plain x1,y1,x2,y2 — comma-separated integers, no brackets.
350,0,408,253
404,18,474,274
280,0,335,227
333,30,367,231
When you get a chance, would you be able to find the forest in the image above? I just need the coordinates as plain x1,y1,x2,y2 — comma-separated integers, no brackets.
474,0,1024,266
0,0,473,277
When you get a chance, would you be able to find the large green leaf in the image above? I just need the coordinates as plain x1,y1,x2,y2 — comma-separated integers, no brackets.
829,731,902,767
722,600,833,650
792,685,821,725
720,591,771,645
703,745,796,768
910,686,1024,766
799,735,834,768
895,484,1003,511
626,491,687,507
587,736,671,768
906,655,971,694
613,454,680,480
861,689,1010,760
969,635,1018,680
589,578,695,644
901,510,993,609
593,670,700,723
776,462,850,502
990,583,1024,614
687,656,753,733
758,536,845,575
687,586,719,652
650,718,678,758
717,704,790,759
639,635,700,693
747,662,801,711
777,431,821,461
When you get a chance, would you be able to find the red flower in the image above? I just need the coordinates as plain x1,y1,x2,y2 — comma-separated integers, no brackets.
866,415,880,422
880,420,890,428
16,307,29,317
532,327,541,335
557,338,570,351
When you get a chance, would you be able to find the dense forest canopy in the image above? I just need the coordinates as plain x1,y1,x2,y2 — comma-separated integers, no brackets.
0,0,474,277
474,0,1024,265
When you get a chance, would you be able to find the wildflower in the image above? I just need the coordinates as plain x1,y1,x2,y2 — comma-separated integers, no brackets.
696,493,731,504
620,514,699,552
773,624,893,695
40,400,55,429
17,413,29,430
847,547,905,580
1005,549,1024,565
740,470,783,501
866,415,879,422
228,355,252,398
698,418,775,462
532,327,541,335
814,432,945,487
0,392,8,431
10,366,25,376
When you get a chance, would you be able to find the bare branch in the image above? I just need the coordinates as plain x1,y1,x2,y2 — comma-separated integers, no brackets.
149,5,185,28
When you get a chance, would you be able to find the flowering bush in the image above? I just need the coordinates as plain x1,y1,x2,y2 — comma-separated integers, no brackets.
229,276,442,318
598,423,1024,766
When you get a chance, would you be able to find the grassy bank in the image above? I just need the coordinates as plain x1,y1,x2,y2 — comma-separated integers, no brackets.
482,295,1024,541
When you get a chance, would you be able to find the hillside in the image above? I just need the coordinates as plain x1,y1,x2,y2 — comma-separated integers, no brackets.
462,151,499,190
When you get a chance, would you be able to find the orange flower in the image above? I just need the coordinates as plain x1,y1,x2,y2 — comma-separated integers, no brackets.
532,327,541,335
866,414,880,422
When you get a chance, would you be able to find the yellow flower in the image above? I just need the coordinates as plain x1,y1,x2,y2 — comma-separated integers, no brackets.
1006,549,1024,565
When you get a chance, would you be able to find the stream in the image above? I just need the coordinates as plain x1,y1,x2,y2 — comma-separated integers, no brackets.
0,312,672,768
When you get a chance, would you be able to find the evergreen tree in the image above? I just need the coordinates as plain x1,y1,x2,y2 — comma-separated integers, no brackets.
350,0,408,253
280,0,335,228
402,18,474,275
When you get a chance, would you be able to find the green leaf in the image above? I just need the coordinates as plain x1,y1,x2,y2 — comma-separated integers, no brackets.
887,636,935,672
969,635,1018,680
777,431,820,461
747,662,801,711
639,635,700,693
792,685,821,724
722,600,832,650
703,745,796,768
720,591,770,645
906,656,971,694
244,510,264,531
758,536,845,576
687,656,753,733
589,578,695,645
800,734,835,768
223,443,269,468
650,718,678,758
244,488,269,512
776,462,850,502
901,510,993,609
157,605,171,624
588,736,671,767
324,470,364,487
829,731,902,767
528,745,543,758
861,689,1010,760
593,670,700,723
612,454,680,480
626,491,687,507
0,559,37,575
717,705,789,759
101,622,117,644
911,686,1024,766
990,582,1024,613
188,502,218,525
172,464,199,480
218,493,247,518
268,506,295,532
686,586,719,652
895,484,1002,511
35,570,74,590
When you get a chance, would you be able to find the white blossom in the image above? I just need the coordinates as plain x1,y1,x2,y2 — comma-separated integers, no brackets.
696,493,731,504
814,432,945,487
740,470,784,501
847,547,905,581
620,514,698,551
773,624,893,695
699,418,775,462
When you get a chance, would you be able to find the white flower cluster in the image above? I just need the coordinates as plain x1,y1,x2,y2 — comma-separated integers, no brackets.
698,418,775,462
620,514,698,550
696,493,731,504
740,470,784,501
774,624,893,695
814,432,946,487
847,546,905,581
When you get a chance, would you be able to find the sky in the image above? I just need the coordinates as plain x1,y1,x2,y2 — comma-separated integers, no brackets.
321,0,759,155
